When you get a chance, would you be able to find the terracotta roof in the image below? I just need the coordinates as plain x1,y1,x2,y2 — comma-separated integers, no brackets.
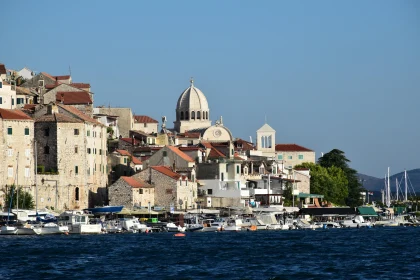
200,141,213,149
132,157,142,165
134,115,158,123
275,144,313,152
71,83,90,89
0,109,32,120
234,138,256,151
40,72,56,81
57,104,102,125
167,146,195,162
54,75,71,80
23,104,37,110
177,132,201,138
35,113,82,123
45,82,61,89
121,176,148,188
208,147,226,158
56,91,92,105
0,64,6,74
115,149,131,156
151,166,181,180
178,146,202,151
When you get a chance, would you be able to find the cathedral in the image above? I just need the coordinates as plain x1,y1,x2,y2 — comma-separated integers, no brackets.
171,79,234,143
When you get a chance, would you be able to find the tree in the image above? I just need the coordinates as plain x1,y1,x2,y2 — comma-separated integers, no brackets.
318,149,363,207
295,162,348,205
4,185,35,210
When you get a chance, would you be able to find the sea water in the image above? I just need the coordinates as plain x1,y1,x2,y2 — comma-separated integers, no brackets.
0,227,419,280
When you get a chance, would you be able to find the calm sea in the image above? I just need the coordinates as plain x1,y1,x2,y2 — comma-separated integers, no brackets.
0,227,419,280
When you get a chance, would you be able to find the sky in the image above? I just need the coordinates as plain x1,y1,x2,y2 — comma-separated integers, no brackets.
2,0,419,178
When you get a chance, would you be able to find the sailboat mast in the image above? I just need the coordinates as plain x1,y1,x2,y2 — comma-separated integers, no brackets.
387,167,391,207
404,170,408,202
35,140,38,215
396,178,398,202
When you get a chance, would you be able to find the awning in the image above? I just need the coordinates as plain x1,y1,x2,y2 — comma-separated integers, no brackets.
297,193,324,199
357,207,378,217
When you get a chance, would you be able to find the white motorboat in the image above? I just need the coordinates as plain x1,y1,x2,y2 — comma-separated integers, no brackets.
59,210,102,234
120,218,151,233
340,215,372,228
224,218,244,231
165,222,186,232
33,222,69,235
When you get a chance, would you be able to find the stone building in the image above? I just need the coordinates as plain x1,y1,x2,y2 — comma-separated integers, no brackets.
133,115,158,134
135,166,197,210
34,104,108,211
275,144,316,170
108,176,154,209
109,149,142,183
95,107,134,138
0,109,35,208
0,75,17,109
144,145,196,170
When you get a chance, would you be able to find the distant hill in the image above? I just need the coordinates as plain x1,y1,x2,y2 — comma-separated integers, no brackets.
357,169,420,199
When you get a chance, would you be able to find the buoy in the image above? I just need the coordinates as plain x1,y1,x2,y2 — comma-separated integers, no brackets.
64,232,69,235
174,233,186,237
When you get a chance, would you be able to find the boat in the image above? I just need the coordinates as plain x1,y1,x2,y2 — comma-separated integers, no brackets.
33,222,69,235
339,215,372,228
201,219,226,232
120,217,152,233
165,222,186,232
102,220,123,233
58,210,102,234
83,206,124,214
224,218,244,231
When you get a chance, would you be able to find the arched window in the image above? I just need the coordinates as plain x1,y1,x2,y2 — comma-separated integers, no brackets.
44,146,50,154
191,111,195,119
206,111,208,119
197,111,201,119
185,111,189,120
261,136,265,148
268,136,272,148
75,187,79,201
180,112,184,120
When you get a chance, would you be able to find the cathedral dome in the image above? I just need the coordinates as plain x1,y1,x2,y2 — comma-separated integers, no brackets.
176,79,209,112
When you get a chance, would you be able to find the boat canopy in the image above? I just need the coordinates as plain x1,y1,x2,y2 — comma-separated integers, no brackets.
357,207,378,217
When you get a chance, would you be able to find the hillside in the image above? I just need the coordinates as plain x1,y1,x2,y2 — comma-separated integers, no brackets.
357,169,420,198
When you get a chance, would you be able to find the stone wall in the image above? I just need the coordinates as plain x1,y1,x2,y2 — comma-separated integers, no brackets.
96,108,133,138
109,177,155,209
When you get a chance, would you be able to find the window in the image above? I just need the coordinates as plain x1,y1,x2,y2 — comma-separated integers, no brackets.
180,112,184,120
7,127,12,135
87,168,90,175
197,111,201,119
0,97,2,104
99,149,102,155
244,166,248,175
221,173,224,181
25,167,30,178
8,167,13,177
231,149,234,156
191,111,195,119
166,189,173,194
87,148,91,154
25,149,30,157
75,146,78,154
236,165,240,174
74,129,79,135
7,149,13,157
75,187,79,201
11,98,14,105
0,82,2,88
278,155,283,160
24,127,30,135
124,158,127,163
75,166,79,175
298,155,304,160
144,123,147,128
44,146,50,154
207,189,213,195
288,156,293,160
259,166,265,174
17,98,24,104
44,128,50,136
191,174,195,182
87,130,90,137
139,189,143,194
163,151,167,157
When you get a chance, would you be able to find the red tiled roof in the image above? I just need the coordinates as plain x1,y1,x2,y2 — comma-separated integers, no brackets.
177,132,201,138
151,166,181,180
134,115,158,123
167,146,195,162
23,104,37,110
132,157,142,165
275,144,313,152
56,91,92,105
208,147,226,158
45,82,61,89
57,104,101,125
0,64,6,74
71,83,90,89
54,75,71,80
121,176,147,188
115,149,131,156
200,141,213,149
0,109,32,120
178,146,201,151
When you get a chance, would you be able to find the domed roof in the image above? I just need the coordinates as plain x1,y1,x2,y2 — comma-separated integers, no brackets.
176,79,209,112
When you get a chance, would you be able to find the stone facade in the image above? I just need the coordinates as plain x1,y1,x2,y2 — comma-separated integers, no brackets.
135,167,197,210
144,145,195,170
0,115,35,208
108,177,154,209
95,107,133,138
34,105,108,211
276,150,316,170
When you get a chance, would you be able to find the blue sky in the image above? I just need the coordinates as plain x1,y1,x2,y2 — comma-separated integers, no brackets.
2,0,419,177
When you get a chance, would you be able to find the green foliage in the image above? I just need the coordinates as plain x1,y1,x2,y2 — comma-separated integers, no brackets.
282,182,298,207
4,185,35,210
318,149,363,207
295,162,348,205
